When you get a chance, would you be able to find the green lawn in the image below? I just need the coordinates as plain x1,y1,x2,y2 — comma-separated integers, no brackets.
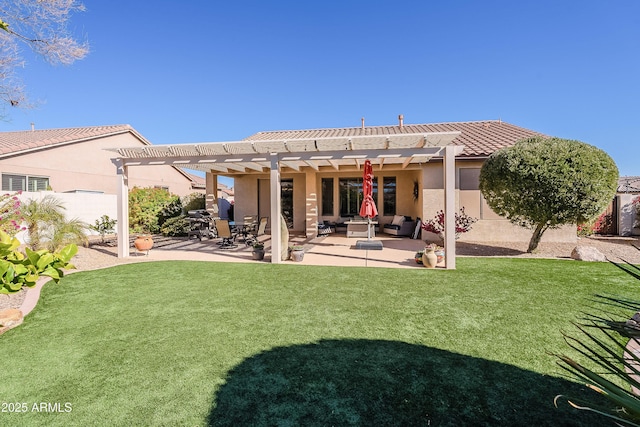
1,258,636,426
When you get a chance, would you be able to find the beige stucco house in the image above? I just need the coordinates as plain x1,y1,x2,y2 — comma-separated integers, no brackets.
0,125,198,196
109,118,578,267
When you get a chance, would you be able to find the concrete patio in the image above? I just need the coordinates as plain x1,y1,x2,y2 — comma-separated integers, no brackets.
95,232,431,269
79,233,640,271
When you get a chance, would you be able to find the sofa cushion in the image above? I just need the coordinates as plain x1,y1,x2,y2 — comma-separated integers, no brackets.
391,215,405,226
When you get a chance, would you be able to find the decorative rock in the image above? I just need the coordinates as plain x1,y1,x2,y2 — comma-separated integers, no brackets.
626,312,640,332
0,308,24,335
571,246,607,262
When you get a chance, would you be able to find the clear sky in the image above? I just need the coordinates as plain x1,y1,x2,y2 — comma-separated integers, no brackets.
2,0,639,178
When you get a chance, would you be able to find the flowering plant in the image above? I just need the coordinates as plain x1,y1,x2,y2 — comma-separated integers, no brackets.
0,191,25,236
421,207,477,240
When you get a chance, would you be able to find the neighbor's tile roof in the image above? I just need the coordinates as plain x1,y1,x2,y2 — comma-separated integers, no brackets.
244,120,545,157
0,124,145,156
618,176,640,193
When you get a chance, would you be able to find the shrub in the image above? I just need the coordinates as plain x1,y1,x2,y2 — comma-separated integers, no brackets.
90,215,117,243
160,215,191,237
129,187,180,234
0,230,77,293
158,197,183,227
633,196,640,230
480,136,618,252
182,193,206,212
576,221,595,237
0,191,25,236
592,211,614,235
421,207,477,241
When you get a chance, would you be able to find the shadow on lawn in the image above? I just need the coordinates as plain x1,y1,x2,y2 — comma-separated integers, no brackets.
207,339,601,426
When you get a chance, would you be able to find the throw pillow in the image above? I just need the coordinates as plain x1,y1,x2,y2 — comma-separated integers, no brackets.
392,215,405,226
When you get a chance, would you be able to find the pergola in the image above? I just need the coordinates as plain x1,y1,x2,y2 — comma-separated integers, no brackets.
109,131,463,268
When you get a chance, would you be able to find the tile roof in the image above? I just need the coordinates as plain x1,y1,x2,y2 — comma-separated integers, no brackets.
0,124,145,157
244,120,545,157
618,176,640,193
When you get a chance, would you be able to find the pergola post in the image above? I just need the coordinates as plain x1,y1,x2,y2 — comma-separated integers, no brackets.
116,160,130,258
443,145,456,269
269,154,282,263
305,170,318,238
206,173,219,216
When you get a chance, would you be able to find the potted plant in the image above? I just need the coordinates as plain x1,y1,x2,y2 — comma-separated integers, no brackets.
422,243,438,268
252,242,265,260
289,245,305,262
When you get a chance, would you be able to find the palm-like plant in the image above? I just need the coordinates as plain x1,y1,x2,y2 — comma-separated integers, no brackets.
44,217,89,252
553,252,640,426
21,195,88,250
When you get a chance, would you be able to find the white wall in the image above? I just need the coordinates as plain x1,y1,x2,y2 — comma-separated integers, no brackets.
14,191,117,242
618,194,640,236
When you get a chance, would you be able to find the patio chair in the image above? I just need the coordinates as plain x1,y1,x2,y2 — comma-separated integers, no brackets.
214,219,238,249
245,217,268,246
237,215,258,242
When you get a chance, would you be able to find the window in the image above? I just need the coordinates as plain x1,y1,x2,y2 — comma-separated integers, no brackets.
339,177,377,216
2,174,49,191
382,177,396,216
281,179,293,228
459,168,481,190
28,176,49,192
321,178,333,216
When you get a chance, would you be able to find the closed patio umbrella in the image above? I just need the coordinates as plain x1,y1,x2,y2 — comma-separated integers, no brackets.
359,160,377,239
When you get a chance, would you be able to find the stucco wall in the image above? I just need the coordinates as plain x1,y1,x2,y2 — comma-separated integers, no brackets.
619,194,640,236
0,132,194,197
314,168,422,225
210,156,580,244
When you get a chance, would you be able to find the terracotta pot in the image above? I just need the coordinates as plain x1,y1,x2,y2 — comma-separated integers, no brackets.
134,235,154,252
422,248,437,268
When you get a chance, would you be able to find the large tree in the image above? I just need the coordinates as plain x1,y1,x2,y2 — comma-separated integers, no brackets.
0,0,88,112
479,136,618,253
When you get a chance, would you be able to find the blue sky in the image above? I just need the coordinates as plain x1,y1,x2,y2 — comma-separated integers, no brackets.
3,0,639,178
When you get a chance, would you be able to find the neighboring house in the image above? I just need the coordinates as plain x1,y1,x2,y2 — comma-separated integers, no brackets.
618,176,640,195
0,125,198,196
110,119,579,262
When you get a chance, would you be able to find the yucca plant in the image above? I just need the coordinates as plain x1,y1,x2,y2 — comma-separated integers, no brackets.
553,254,640,426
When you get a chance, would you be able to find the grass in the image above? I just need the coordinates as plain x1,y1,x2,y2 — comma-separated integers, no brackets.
0,257,637,426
